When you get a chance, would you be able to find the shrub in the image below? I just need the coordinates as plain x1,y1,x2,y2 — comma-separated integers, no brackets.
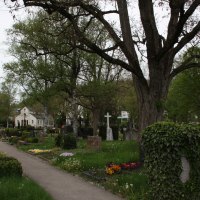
47,128,57,135
21,131,31,140
98,126,106,140
142,122,200,200
0,156,23,177
4,128,19,137
111,126,119,140
8,136,19,144
32,137,39,143
25,137,39,143
21,125,35,131
78,127,93,139
55,134,62,147
62,133,77,149
60,158,81,172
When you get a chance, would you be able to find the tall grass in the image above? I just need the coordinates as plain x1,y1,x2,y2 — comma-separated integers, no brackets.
0,176,53,200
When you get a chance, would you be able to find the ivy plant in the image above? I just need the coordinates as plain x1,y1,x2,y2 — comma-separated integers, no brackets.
142,122,200,200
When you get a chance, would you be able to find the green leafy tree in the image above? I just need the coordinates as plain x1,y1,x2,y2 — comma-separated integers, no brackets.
6,0,200,135
77,45,122,135
4,11,81,134
0,78,17,127
116,79,138,125
5,10,122,135
166,47,200,122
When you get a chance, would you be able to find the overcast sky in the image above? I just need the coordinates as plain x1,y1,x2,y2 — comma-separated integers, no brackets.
0,2,30,83
0,1,199,83
0,2,15,81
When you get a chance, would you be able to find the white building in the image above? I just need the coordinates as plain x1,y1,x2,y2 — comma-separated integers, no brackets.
15,107,54,128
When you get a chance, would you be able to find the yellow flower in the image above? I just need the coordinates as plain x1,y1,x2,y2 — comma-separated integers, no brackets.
28,149,51,154
106,167,114,175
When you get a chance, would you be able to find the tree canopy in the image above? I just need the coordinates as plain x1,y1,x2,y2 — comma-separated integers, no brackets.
5,0,200,134
166,47,200,122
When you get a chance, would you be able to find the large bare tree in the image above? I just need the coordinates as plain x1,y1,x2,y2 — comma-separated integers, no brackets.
6,0,200,136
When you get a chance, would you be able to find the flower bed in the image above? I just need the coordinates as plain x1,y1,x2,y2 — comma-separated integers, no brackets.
59,152,74,157
106,162,142,175
28,149,52,154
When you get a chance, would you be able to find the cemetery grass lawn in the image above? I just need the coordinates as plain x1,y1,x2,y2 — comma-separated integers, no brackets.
18,136,148,199
18,136,55,151
0,176,53,200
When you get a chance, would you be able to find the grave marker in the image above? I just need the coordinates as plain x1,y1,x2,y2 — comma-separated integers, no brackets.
104,112,113,141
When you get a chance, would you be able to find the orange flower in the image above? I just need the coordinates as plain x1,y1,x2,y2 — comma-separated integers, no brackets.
112,165,121,172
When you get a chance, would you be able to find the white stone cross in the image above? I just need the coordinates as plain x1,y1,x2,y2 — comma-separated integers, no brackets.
105,112,113,141
104,112,111,128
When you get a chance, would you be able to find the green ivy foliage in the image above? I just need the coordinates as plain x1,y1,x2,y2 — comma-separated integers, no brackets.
142,122,200,200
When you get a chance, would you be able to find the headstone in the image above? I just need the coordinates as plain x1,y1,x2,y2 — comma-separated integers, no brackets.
104,112,113,141
180,156,190,183
121,111,129,119
106,127,113,141
87,136,102,150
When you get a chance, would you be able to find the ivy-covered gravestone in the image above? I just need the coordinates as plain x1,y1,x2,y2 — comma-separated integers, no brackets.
142,122,200,200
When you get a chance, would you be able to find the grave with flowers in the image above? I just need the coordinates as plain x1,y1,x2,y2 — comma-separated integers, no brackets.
106,161,142,175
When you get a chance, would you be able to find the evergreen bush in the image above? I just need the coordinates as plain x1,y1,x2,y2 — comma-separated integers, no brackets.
55,134,62,147
62,133,77,149
0,156,23,177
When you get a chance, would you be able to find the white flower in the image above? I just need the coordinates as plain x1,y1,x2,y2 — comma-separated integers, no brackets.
60,152,74,157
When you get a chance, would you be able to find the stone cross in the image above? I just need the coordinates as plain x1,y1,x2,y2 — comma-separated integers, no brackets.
105,112,113,141
104,112,111,128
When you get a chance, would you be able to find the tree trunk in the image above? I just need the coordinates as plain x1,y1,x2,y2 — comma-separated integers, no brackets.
70,91,79,136
138,93,164,133
92,108,100,136
133,72,170,140
43,104,48,135
43,79,48,135
6,119,9,128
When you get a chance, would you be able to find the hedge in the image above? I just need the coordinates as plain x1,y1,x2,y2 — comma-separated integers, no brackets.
0,155,23,177
4,128,20,137
142,122,200,200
